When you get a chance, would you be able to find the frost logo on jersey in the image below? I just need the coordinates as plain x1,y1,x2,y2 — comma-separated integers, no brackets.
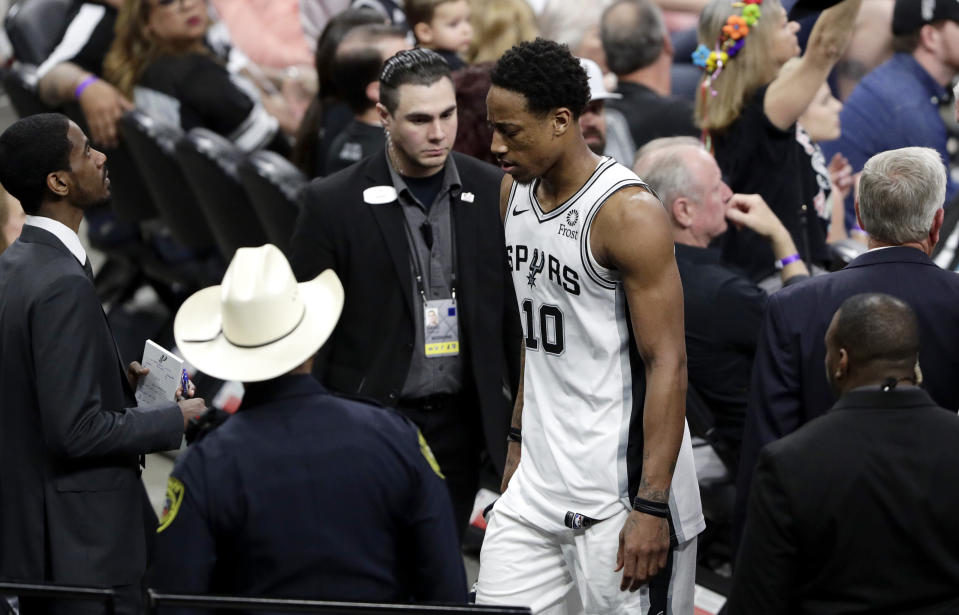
527,248,545,288
558,210,579,240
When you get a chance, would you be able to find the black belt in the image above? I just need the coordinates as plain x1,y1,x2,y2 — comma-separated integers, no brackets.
398,392,459,411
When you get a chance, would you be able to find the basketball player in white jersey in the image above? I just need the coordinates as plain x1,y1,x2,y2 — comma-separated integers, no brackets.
475,39,704,614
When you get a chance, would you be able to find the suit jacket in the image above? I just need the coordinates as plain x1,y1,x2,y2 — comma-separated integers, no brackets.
729,387,959,614
735,246,959,543
153,374,467,603
0,225,184,586
289,150,521,474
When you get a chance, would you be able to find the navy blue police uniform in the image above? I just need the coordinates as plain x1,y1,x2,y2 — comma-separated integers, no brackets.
151,373,467,604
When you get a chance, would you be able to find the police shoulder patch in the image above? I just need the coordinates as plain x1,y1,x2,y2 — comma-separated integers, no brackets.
417,429,445,479
157,476,185,533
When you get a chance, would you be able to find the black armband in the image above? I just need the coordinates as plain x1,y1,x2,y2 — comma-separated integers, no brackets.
632,496,669,518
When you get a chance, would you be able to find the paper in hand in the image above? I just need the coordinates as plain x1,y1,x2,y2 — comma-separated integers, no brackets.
135,339,185,406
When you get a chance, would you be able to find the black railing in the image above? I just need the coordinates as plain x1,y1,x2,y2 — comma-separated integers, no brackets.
147,591,531,615
0,581,115,614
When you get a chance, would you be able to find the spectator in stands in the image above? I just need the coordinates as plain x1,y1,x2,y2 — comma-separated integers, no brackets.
452,62,496,164
634,136,808,467
325,24,410,174
736,146,959,549
600,0,699,150
154,244,467,603
696,0,860,281
352,0,410,30
0,185,24,255
291,8,387,177
822,0,959,232
578,58,636,165
406,0,473,70
795,80,855,244
465,0,538,65
103,0,290,154
36,0,130,149
729,293,959,614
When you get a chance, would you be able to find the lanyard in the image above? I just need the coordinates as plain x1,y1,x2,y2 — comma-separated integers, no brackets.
401,207,457,304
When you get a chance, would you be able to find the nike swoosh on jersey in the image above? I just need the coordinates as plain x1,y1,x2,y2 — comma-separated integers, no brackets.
512,208,529,216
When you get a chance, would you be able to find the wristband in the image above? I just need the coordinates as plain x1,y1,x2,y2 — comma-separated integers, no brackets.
775,253,801,269
507,426,522,443
74,75,99,100
632,496,669,518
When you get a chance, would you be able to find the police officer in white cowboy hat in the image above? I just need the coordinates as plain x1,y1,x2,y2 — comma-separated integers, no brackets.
151,244,468,602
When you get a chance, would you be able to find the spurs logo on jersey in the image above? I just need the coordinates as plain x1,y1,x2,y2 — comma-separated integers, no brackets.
500,157,705,543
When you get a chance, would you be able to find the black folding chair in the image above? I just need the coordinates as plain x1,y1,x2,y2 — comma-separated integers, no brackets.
118,110,216,252
175,128,268,261
4,0,73,65
238,149,307,254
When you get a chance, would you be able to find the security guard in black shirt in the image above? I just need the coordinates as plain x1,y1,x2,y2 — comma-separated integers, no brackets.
152,245,466,604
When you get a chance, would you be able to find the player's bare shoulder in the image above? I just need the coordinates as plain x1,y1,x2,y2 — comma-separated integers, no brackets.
590,184,673,270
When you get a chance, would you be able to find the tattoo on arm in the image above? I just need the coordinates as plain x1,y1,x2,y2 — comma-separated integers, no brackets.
636,477,669,503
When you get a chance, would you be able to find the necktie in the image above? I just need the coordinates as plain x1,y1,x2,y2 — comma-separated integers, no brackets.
82,258,95,284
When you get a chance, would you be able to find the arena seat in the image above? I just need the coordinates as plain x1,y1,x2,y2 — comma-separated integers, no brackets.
238,149,307,254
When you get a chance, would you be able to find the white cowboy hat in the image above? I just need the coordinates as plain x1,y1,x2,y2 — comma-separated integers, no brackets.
173,244,343,383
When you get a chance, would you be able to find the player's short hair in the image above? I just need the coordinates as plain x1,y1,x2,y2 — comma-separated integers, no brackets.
0,113,72,215
490,38,591,119
405,0,457,28
379,48,452,114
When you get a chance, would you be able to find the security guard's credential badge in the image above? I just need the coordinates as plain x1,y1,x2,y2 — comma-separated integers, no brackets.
418,430,445,478
423,299,458,357
157,476,185,533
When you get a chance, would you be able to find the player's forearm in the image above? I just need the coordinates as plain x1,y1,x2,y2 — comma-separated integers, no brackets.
37,62,90,107
636,351,687,501
510,343,525,429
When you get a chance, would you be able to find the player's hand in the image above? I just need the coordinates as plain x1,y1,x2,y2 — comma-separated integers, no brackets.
500,440,521,493
78,79,133,149
177,398,207,430
615,510,669,591
126,361,149,391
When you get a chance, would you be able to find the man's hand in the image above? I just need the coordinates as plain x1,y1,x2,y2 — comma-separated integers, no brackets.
126,361,148,391
725,193,784,239
177,398,207,429
500,440,521,493
615,510,670,591
827,152,854,203
78,79,133,149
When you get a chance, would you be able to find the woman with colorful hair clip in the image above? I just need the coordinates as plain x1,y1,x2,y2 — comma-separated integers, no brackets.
692,0,861,284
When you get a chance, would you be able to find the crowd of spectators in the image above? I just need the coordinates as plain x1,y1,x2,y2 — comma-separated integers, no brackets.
4,0,959,612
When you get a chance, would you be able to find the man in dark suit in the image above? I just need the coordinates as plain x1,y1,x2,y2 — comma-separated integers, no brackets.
736,146,959,544
289,49,521,538
154,245,466,604
728,293,959,614
0,113,205,614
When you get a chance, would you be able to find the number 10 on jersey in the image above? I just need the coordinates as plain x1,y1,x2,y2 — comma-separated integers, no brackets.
521,298,566,355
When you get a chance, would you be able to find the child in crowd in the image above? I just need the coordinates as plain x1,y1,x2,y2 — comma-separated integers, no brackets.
405,0,473,69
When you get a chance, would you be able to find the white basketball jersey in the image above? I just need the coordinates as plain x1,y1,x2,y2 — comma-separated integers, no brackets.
502,157,704,541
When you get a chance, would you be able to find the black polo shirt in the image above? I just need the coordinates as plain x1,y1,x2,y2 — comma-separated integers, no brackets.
675,242,766,461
